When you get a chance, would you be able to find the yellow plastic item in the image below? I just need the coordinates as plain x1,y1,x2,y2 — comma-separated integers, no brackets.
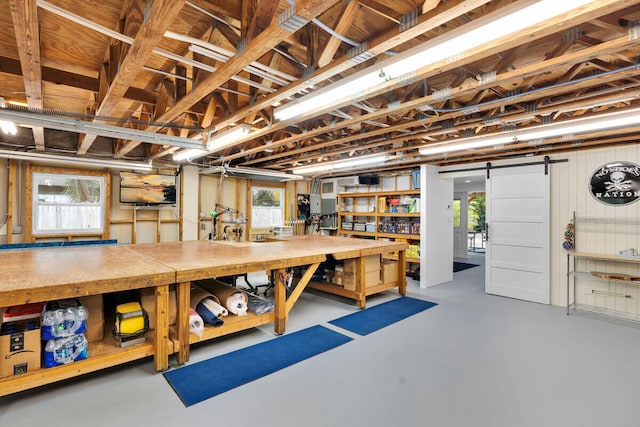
114,302,147,335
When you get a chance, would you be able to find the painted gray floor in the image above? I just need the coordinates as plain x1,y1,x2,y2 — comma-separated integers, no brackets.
2,252,640,427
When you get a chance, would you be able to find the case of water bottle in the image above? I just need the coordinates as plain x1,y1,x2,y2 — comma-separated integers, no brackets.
41,299,89,368
41,299,87,340
43,334,88,367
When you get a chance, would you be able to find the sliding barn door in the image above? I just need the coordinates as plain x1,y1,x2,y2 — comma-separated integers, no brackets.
485,165,550,304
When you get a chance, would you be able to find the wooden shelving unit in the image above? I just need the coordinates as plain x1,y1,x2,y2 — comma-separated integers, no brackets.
337,190,420,264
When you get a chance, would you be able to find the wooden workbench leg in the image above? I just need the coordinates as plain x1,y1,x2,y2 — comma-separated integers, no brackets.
154,284,169,372
398,249,407,296
175,281,191,365
356,257,366,309
274,269,286,335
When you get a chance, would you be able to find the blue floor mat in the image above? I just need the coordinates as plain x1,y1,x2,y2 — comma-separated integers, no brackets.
328,296,437,336
164,325,352,406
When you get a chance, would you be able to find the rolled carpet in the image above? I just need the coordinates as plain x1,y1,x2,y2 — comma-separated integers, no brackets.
195,301,224,327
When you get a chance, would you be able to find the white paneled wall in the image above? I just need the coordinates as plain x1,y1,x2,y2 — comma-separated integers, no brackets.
550,145,640,310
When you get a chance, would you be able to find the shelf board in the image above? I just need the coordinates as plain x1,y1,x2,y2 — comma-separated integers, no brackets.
338,230,375,237
0,333,156,397
378,212,420,217
571,271,640,284
569,252,640,263
338,190,420,198
339,212,377,216
377,232,420,239
571,303,640,327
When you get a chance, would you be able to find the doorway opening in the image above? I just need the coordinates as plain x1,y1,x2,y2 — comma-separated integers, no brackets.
452,174,486,260
467,192,486,254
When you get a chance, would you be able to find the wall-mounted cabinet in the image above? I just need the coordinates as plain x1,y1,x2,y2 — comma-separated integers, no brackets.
338,190,420,264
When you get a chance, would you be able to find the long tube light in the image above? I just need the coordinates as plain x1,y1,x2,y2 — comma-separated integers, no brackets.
273,0,594,122
0,108,205,150
292,153,389,175
199,165,304,181
173,124,252,162
419,106,640,156
0,149,153,171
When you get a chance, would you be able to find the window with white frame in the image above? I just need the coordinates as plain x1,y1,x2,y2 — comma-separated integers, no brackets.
32,172,106,235
250,186,285,228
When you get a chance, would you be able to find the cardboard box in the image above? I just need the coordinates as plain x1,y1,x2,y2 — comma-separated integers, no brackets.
381,260,399,283
344,272,356,291
140,287,177,330
344,255,380,274
343,255,381,290
79,295,104,343
334,271,343,286
365,270,381,288
0,319,41,377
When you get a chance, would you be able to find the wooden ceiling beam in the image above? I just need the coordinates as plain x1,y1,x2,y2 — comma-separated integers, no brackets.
9,0,45,150
78,0,187,155
206,0,492,145
242,52,640,167
242,0,279,42
422,1,440,15
0,56,156,104
356,0,402,24
236,33,639,166
318,1,360,68
117,0,342,157
187,0,242,29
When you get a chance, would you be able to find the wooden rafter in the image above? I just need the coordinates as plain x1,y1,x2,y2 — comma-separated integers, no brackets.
116,0,342,157
8,0,45,150
78,0,187,155
317,1,360,68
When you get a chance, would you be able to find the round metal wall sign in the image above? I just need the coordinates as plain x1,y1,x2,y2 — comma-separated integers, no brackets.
589,161,640,206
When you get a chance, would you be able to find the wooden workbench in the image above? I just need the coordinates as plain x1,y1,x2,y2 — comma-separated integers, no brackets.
0,236,407,396
127,239,328,364
270,235,408,308
0,244,175,396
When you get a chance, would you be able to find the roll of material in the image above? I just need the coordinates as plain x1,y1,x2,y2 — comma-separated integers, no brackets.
226,293,248,316
190,285,228,317
196,279,249,316
195,302,224,327
189,309,204,337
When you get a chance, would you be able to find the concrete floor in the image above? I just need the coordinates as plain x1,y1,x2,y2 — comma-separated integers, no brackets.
2,252,640,427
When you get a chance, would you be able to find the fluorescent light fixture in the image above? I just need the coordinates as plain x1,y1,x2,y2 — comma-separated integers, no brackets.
0,97,17,135
0,149,153,171
0,108,204,150
273,0,593,122
419,106,640,156
0,120,17,135
292,153,389,175
206,124,251,151
172,148,209,162
199,165,303,181
173,124,252,162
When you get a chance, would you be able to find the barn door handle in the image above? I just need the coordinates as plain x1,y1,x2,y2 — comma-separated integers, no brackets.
485,224,489,242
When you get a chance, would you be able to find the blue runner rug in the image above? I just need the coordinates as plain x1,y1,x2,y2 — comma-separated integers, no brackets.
328,296,437,336
453,261,479,272
164,325,352,406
